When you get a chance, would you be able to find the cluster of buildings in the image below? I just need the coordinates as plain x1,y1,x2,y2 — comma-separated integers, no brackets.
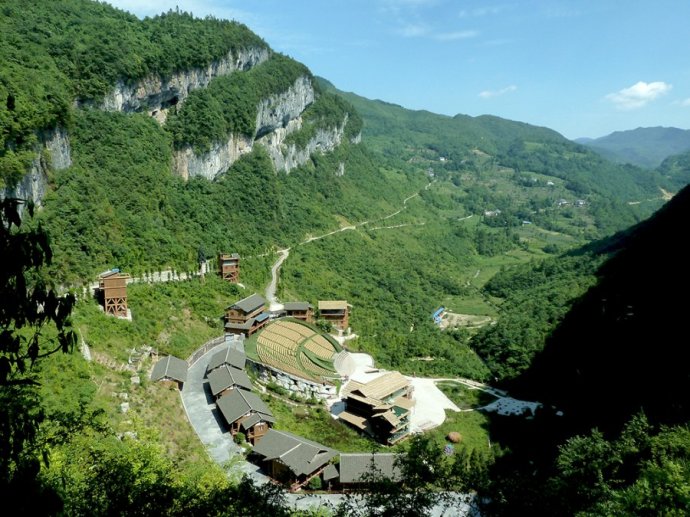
144,252,415,490
223,292,350,338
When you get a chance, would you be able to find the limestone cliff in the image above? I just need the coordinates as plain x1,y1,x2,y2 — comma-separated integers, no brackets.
266,115,349,173
173,75,358,179
90,46,269,122
1,127,71,208
174,75,323,180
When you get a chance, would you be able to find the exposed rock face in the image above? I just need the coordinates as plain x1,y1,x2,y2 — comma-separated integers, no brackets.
174,75,328,180
173,134,254,181
93,46,270,121
1,126,71,208
265,116,348,173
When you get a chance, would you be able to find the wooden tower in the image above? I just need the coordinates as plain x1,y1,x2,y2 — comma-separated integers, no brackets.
219,253,240,283
99,270,130,317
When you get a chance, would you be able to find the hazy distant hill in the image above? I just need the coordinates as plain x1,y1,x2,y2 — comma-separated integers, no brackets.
577,126,690,169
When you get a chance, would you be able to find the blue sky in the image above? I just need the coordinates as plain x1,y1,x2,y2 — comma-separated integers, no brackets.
107,0,690,139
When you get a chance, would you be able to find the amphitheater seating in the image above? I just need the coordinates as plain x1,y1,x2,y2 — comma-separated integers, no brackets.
254,320,340,383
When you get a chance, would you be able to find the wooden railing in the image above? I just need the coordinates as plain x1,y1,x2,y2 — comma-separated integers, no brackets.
187,336,225,366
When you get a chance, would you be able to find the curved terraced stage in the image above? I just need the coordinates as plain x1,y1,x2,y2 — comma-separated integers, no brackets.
248,319,342,383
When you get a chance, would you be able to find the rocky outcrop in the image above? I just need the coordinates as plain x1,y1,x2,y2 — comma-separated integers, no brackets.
91,46,270,122
1,126,71,207
265,116,348,173
173,134,254,181
173,75,317,180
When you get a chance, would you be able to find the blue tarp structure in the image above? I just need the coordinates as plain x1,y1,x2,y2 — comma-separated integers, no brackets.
432,307,445,325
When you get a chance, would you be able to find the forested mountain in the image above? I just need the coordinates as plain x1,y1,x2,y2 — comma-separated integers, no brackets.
2,1,690,515
468,184,690,515
578,126,690,169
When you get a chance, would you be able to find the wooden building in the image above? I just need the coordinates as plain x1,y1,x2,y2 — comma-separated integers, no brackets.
251,429,337,490
98,270,131,317
225,293,269,337
216,388,275,445
150,355,188,390
283,301,314,323
336,453,401,489
207,364,253,399
219,253,240,282
318,300,349,330
206,347,247,376
339,371,414,445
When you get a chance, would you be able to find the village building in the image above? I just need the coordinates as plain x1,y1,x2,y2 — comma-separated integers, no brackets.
150,355,188,390
318,300,349,330
282,301,314,323
206,347,246,375
225,293,269,337
340,371,414,445
218,253,240,282
97,270,130,317
250,429,337,490
207,364,253,399
216,387,275,445
336,453,401,489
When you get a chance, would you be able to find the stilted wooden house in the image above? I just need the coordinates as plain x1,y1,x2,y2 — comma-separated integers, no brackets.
225,293,269,337
216,388,275,445
283,302,314,323
98,270,131,317
318,300,349,330
339,371,414,445
219,253,240,282
250,429,337,490
207,364,253,399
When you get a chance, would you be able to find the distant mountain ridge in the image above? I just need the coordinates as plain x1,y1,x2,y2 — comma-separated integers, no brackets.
577,126,690,169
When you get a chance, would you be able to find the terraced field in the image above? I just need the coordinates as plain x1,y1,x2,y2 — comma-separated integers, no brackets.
249,319,342,383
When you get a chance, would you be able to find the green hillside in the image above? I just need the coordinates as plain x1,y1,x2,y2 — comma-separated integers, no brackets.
3,1,690,515
320,79,666,237
579,126,690,169
472,184,690,516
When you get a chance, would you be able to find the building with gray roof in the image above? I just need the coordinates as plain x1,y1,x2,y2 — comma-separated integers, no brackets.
216,388,275,444
338,453,401,486
207,364,253,398
206,346,246,374
150,355,188,389
251,429,337,489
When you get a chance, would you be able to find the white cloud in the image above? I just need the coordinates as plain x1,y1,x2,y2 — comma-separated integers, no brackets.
396,23,429,37
458,6,504,18
681,98,690,107
605,81,672,110
434,30,479,41
479,85,517,99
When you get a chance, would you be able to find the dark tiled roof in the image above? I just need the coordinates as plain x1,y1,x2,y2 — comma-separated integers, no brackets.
228,293,266,313
339,453,401,484
252,429,337,477
225,320,252,331
207,365,253,395
283,302,312,311
323,463,339,481
151,356,188,382
216,388,274,425
240,413,263,430
207,347,246,371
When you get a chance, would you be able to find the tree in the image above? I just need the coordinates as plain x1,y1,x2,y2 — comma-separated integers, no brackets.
0,198,76,500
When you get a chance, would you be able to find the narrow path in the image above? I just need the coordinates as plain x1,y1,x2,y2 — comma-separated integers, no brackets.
266,248,289,310
263,181,436,306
